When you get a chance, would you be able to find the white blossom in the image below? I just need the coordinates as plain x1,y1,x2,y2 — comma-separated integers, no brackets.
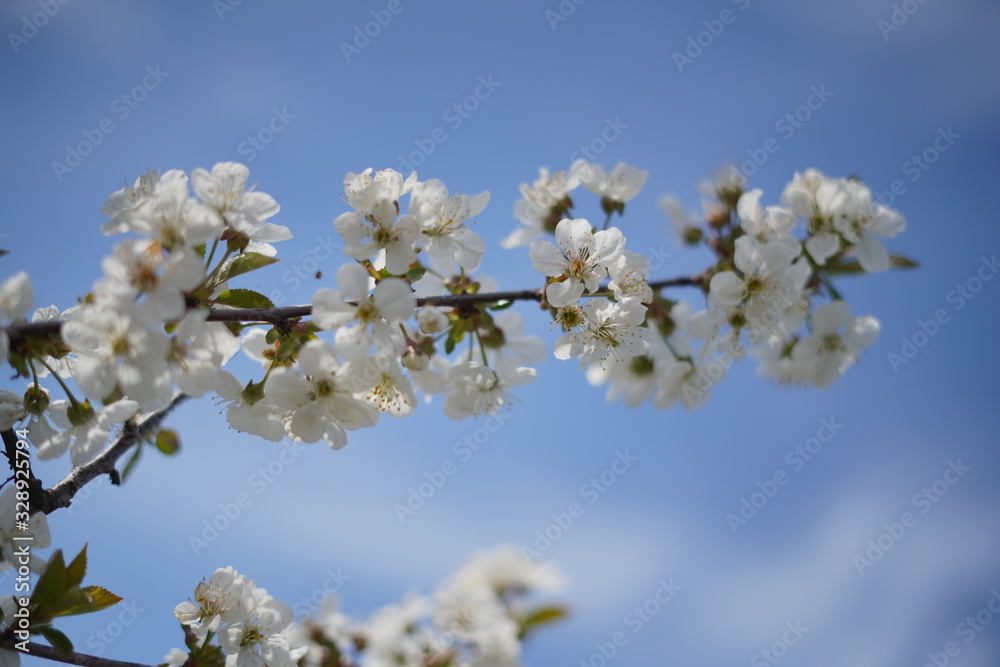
409,179,489,271
554,297,651,368
530,218,625,307
312,263,415,359
575,160,648,204
265,340,379,449
443,362,535,420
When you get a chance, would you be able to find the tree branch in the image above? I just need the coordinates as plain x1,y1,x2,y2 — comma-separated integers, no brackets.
4,276,703,345
0,639,155,667
38,393,188,515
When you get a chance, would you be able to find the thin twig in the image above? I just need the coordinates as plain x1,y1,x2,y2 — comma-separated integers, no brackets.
38,394,188,515
3,277,702,344
0,639,155,667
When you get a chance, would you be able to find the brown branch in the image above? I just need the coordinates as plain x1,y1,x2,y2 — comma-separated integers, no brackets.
0,639,155,667
38,393,188,515
4,277,702,345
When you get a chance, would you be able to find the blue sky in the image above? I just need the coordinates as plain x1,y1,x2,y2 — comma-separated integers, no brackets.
2,1,1000,665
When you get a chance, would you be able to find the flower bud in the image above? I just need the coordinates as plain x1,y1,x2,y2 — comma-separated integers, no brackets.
401,347,430,372
416,306,449,335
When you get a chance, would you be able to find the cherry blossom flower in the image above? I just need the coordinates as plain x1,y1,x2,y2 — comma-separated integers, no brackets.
334,199,420,273
265,340,379,449
95,239,204,319
554,297,651,368
607,249,653,303
575,160,648,205
311,263,415,359
502,167,580,248
355,355,418,417
707,235,810,334
529,218,625,307
791,301,880,387
108,169,223,252
62,301,172,409
443,362,536,420
832,179,906,273
0,272,33,362
174,567,253,639
218,588,299,667
409,179,489,271
38,398,140,465
166,311,240,397
585,338,674,408
737,188,797,249
214,371,288,443
100,168,163,236
191,162,290,254
343,167,418,215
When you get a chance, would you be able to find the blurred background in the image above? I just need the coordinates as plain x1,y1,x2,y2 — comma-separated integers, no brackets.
2,1,999,665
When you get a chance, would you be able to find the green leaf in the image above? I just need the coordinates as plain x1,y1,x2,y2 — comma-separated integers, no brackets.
54,586,121,618
519,604,569,638
889,253,919,269
39,626,74,656
66,545,88,589
825,253,919,275
213,289,275,309
32,549,68,609
80,586,123,612
488,299,515,311
405,266,427,282
155,429,180,455
218,252,280,282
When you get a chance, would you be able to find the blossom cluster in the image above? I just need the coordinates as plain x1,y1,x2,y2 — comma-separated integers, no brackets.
167,545,566,667
0,159,909,469
509,163,906,409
